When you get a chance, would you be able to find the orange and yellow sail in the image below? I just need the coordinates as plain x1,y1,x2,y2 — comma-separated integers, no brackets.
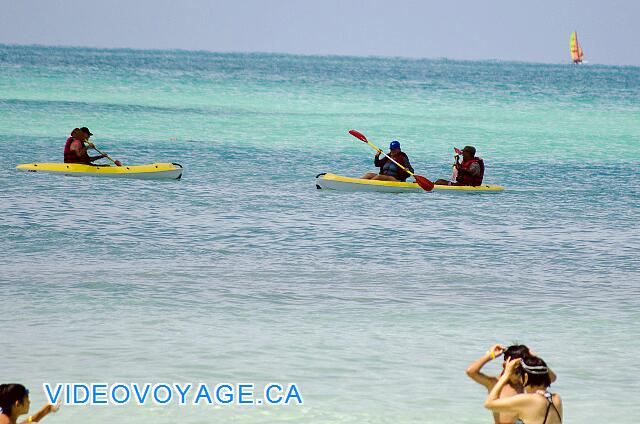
570,31,584,64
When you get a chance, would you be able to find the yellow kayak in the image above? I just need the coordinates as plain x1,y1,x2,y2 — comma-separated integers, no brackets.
16,162,183,180
315,173,504,193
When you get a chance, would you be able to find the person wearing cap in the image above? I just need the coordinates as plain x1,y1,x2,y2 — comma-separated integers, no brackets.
485,356,562,424
435,145,484,186
467,344,557,424
63,127,107,164
361,140,414,182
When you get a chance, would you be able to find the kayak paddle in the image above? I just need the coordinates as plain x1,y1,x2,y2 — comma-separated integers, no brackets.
348,129,434,192
70,128,122,166
90,143,122,166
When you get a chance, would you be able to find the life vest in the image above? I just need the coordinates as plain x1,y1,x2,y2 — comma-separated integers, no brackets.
64,137,90,163
376,152,412,181
456,157,484,186
382,160,401,179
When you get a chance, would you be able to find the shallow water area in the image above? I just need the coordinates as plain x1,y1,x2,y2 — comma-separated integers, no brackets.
1,45,640,423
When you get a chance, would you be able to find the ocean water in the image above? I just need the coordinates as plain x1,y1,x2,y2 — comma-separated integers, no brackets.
1,44,639,423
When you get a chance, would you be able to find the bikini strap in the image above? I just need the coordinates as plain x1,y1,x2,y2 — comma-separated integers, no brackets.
542,400,552,424
540,391,561,424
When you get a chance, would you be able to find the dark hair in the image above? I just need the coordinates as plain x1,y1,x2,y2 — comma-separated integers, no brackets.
0,384,28,416
463,146,476,156
521,356,551,387
503,344,530,361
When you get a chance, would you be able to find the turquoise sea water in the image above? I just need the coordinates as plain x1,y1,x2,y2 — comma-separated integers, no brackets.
1,44,639,423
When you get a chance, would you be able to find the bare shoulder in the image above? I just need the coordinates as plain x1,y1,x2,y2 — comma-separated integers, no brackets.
552,393,563,408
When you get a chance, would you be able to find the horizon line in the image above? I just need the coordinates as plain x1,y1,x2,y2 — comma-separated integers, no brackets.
2,42,638,69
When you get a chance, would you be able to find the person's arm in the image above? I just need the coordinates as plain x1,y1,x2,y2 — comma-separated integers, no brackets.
71,140,106,162
485,391,529,414
20,401,60,423
69,139,88,157
402,154,414,174
465,344,504,389
374,153,385,167
468,162,481,176
83,142,107,162
87,153,107,163
484,358,528,413
458,162,481,177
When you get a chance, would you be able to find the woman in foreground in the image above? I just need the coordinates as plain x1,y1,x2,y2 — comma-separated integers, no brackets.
485,356,562,424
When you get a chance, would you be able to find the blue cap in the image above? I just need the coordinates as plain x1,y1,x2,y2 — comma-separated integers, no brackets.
390,140,401,150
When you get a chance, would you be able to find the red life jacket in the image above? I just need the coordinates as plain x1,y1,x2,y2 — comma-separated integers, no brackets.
64,137,90,163
456,157,484,186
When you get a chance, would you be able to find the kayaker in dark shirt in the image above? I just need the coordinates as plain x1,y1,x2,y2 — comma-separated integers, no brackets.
361,140,414,182
63,127,107,164
435,145,484,186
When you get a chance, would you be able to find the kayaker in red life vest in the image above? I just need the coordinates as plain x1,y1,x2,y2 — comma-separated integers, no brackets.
361,140,414,182
63,127,107,164
435,145,484,186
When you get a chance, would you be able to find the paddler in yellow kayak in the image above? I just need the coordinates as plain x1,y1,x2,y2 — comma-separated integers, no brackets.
64,127,109,165
361,140,414,182
435,145,484,186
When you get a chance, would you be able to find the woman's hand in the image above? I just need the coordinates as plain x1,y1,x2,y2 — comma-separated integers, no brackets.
504,357,520,376
487,344,505,360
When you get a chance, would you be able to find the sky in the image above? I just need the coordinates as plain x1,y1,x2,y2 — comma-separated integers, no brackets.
1,0,639,66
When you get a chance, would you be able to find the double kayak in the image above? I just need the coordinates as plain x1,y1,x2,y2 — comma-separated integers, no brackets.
315,173,504,193
16,162,183,180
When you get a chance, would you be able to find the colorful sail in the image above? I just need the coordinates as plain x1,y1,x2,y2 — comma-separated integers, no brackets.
570,31,584,64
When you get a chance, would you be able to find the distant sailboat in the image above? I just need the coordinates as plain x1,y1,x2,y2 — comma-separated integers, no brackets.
570,31,584,64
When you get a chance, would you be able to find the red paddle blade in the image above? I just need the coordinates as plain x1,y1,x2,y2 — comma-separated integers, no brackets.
348,129,368,143
454,147,463,155
414,175,434,192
